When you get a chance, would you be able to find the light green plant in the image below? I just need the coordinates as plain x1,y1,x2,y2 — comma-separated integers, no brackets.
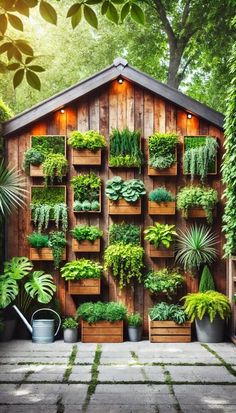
42,153,68,185
184,136,218,181
127,312,142,327
144,222,176,249
144,268,184,298
149,302,188,324
148,133,178,170
68,130,106,151
70,225,102,242
62,317,79,329
77,301,127,324
61,259,102,281
182,291,231,322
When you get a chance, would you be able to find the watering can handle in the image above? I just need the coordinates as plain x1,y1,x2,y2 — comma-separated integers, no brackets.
31,308,61,337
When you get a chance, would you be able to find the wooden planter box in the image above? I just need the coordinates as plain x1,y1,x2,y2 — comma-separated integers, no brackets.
68,278,101,295
183,136,217,175
183,207,216,219
149,244,175,258
148,201,175,215
30,185,67,221
30,247,66,261
29,135,66,177
81,320,123,343
73,188,101,214
72,238,100,252
72,148,101,166
149,318,191,343
148,147,177,176
108,198,141,215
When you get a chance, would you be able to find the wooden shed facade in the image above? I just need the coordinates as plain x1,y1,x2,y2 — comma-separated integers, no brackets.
3,58,225,335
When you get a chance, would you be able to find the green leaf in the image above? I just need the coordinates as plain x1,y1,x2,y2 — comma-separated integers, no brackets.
111,0,125,3
121,2,130,22
7,13,24,31
24,270,56,304
66,3,81,18
2,0,15,10
0,277,18,309
101,0,109,15
14,0,30,16
25,0,38,7
39,1,57,25
10,45,22,61
27,65,45,72
7,62,21,70
86,0,102,4
26,69,41,90
4,257,33,280
83,4,98,29
130,3,145,25
13,68,24,88
15,40,34,56
71,7,82,28
0,42,12,53
25,56,36,64
0,14,8,34
106,2,119,24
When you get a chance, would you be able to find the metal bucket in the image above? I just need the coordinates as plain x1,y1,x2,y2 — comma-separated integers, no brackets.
31,309,61,344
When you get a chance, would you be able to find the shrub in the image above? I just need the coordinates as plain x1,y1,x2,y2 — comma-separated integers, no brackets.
176,186,218,224
104,243,144,289
144,223,176,249
105,176,146,203
149,187,175,203
109,223,140,245
109,128,143,168
182,291,231,322
148,133,178,170
23,148,44,172
199,265,215,293
184,136,218,181
77,301,127,324
127,312,142,327
48,231,67,269
42,153,68,185
68,130,106,151
61,259,102,281
71,225,102,242
71,173,101,207
31,135,65,156
149,302,188,324
27,232,49,248
62,317,79,329
144,268,184,297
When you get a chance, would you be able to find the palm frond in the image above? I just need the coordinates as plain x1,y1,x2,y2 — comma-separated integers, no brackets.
0,161,27,217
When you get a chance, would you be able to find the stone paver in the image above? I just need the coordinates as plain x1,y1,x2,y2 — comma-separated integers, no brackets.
168,365,236,383
25,364,67,382
69,365,91,382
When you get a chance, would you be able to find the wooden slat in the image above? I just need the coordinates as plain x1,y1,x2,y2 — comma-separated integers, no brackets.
149,244,175,258
68,279,101,295
72,239,100,252
30,248,66,261
151,336,191,343
108,198,141,215
72,149,101,165
148,201,176,215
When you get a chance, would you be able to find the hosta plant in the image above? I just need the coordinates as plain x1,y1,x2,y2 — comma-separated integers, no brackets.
70,225,102,243
109,223,140,245
184,136,218,181
144,223,176,249
77,301,127,324
42,153,68,185
144,268,184,298
149,187,175,203
148,133,178,170
109,128,143,168
182,291,231,322
149,302,188,324
105,176,146,203
68,130,106,151
61,259,102,281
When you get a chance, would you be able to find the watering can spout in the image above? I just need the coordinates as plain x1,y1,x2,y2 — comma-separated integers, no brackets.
13,305,33,333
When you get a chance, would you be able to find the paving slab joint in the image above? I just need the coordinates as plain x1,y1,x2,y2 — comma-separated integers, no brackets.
201,343,236,378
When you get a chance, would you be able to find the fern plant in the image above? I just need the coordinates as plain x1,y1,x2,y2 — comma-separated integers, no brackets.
182,291,231,322
184,136,218,181
149,187,175,203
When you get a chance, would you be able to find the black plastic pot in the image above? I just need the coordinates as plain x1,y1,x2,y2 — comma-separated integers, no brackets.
195,315,225,343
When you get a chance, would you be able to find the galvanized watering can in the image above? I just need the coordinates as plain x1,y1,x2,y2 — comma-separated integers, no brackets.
13,305,61,343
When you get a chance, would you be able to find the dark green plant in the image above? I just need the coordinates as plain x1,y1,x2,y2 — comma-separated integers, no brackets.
73,200,100,212
109,223,140,245
176,186,218,224
144,222,176,249
148,133,178,170
61,259,102,281
149,302,188,324
27,232,49,248
182,291,231,322
48,231,67,269
71,225,102,242
109,128,143,168
23,148,44,172
199,265,215,292
68,130,106,151
42,153,68,185
175,225,218,273
144,268,184,298
31,135,65,156
104,243,144,289
77,301,127,324
71,173,101,205
149,187,175,203
0,161,26,217
127,312,142,327
184,136,218,181
105,176,146,203
62,317,79,329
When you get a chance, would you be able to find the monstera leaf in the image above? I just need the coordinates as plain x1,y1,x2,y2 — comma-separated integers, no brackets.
0,276,18,309
4,257,33,280
24,271,56,304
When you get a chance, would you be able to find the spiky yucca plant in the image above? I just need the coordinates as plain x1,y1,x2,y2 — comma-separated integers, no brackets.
0,161,26,217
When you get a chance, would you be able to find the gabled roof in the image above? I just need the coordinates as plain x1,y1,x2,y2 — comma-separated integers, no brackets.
3,57,224,136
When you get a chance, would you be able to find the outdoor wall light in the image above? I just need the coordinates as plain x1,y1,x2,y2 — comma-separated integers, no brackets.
187,113,192,119
117,77,123,84
60,108,65,114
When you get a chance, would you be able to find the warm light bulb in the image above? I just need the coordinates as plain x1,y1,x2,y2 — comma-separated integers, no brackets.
60,109,65,114
187,113,192,119
117,77,123,84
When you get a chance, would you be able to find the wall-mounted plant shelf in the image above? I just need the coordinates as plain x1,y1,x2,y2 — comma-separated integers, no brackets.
72,148,101,166
184,207,217,219
30,185,67,220
81,320,123,343
73,188,101,213
183,135,217,176
148,244,175,258
72,239,100,252
148,147,177,176
108,128,143,169
108,198,141,215
30,247,66,261
148,201,176,215
149,318,191,343
68,278,101,295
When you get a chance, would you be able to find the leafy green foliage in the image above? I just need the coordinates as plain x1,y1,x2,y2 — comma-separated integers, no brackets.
73,200,100,212
105,176,146,202
109,223,140,245
31,135,65,156
148,133,178,170
144,222,176,249
0,161,26,217
176,186,218,224
71,173,101,204
4,257,33,280
182,291,231,322
0,99,12,121
48,231,67,269
199,265,215,293
68,130,106,151
184,136,218,181
31,186,65,205
144,268,184,298
149,187,175,203
42,153,68,185
127,312,142,327
31,203,68,232
109,128,143,168
77,301,127,324
175,225,218,273
104,243,144,289
61,259,102,281
24,270,56,304
149,302,188,325
23,148,44,172
70,225,102,242
62,317,79,329
0,277,18,309
27,232,49,248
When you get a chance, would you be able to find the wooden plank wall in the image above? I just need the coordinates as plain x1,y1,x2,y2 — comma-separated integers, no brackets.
5,80,225,335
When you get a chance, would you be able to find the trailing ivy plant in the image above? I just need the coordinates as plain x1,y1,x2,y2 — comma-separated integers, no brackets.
104,243,144,289
184,136,218,182
144,223,176,249
61,259,102,281
109,128,143,168
149,302,188,324
71,173,101,211
176,186,218,224
48,231,67,269
148,133,178,170
149,187,175,203
109,223,140,245
144,268,184,298
77,301,127,324
68,130,106,151
70,225,103,243
42,153,68,185
105,176,146,203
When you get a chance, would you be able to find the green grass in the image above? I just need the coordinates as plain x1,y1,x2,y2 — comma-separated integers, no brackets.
62,344,78,383
201,343,236,377
82,344,102,413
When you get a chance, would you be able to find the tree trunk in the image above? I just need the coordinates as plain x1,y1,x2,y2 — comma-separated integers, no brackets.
167,45,184,89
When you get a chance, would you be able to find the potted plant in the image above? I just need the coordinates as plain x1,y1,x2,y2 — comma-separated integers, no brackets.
105,176,146,215
109,128,143,168
68,130,106,165
60,258,102,295
30,186,68,232
71,173,101,213
28,231,67,268
42,153,68,185
70,225,102,252
176,186,218,223
183,136,218,181
104,243,144,289
149,302,191,343
144,268,184,298
77,301,127,343
148,132,178,175
127,312,142,342
148,187,175,215
144,222,177,257
109,223,140,245
182,291,231,342
62,317,79,343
